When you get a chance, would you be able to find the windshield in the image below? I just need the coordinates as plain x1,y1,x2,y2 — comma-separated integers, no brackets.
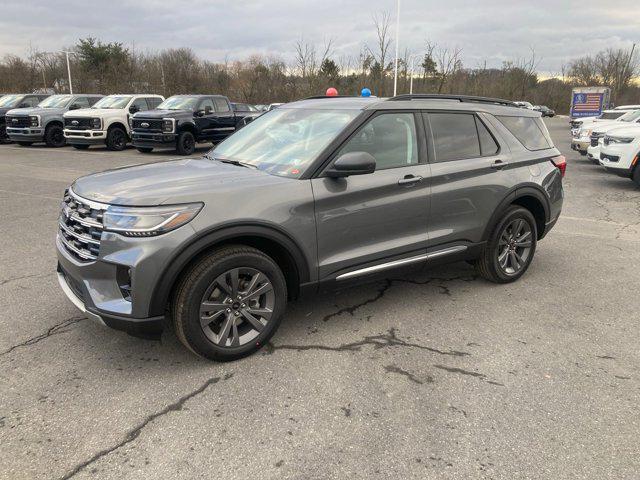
618,110,640,122
599,112,622,120
158,96,198,111
0,95,23,108
92,96,132,109
38,95,73,108
210,108,360,178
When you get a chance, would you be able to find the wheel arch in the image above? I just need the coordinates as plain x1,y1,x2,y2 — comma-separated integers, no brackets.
482,185,551,242
44,119,63,129
178,122,197,135
148,223,312,317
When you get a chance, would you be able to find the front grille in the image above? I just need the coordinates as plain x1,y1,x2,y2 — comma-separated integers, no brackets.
58,189,105,262
132,118,163,132
600,153,620,163
590,133,603,147
64,117,93,130
6,116,31,128
570,120,582,129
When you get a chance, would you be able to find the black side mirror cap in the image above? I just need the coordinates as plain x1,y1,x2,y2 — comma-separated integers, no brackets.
325,151,376,178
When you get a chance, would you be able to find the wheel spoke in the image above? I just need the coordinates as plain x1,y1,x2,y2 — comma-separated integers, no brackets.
217,315,233,345
515,230,531,242
214,273,233,297
244,281,273,301
247,307,273,320
230,320,240,346
228,269,240,297
513,219,525,237
498,248,509,268
244,272,266,296
241,309,265,332
509,251,521,270
515,240,532,248
200,301,227,315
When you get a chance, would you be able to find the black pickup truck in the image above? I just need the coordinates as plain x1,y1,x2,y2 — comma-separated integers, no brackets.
131,95,259,155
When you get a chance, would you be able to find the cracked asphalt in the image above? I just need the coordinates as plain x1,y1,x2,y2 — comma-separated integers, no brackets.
1,118,639,479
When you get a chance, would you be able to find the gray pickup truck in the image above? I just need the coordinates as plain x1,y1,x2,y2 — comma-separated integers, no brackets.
6,94,103,147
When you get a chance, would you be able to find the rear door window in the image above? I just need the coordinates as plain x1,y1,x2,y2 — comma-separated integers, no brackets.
214,98,230,112
497,116,552,150
428,112,480,162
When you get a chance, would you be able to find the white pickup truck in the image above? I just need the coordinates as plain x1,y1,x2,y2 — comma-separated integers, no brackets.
63,94,164,151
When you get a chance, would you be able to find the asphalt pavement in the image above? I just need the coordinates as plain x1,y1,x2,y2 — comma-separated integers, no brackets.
0,118,639,479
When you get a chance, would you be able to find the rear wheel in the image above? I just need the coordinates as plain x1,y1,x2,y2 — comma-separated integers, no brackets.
172,245,287,361
44,124,65,147
106,127,127,151
18,142,33,147
475,206,537,283
136,147,153,153
176,131,195,155
72,144,90,150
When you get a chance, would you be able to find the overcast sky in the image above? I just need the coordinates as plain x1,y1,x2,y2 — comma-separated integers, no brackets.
1,0,638,74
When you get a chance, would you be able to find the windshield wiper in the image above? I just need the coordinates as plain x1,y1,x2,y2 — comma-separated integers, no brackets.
208,155,256,169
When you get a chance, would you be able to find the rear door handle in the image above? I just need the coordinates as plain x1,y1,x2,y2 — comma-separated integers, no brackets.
490,160,507,170
398,174,423,186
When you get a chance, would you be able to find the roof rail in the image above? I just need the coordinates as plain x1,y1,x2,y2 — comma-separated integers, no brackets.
302,95,360,100
388,94,517,107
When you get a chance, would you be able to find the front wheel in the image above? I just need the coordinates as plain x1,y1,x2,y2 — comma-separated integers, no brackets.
0,125,9,144
632,166,640,188
106,127,127,151
475,206,537,283
45,124,65,147
172,245,287,361
176,131,195,155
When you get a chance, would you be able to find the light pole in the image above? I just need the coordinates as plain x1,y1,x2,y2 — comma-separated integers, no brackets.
393,0,400,96
62,51,75,94
408,54,422,94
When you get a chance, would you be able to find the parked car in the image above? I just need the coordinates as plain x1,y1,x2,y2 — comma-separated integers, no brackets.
533,105,555,117
63,94,164,151
5,94,103,147
598,126,640,186
570,106,640,133
0,93,51,143
514,101,534,109
231,102,262,124
572,109,640,155
56,94,564,361
586,117,640,163
131,95,251,155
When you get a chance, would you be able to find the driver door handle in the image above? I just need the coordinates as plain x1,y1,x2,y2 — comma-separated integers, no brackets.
398,174,423,186
490,159,507,170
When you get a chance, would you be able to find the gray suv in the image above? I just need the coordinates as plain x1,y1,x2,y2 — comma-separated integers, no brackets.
56,94,565,361
6,94,103,147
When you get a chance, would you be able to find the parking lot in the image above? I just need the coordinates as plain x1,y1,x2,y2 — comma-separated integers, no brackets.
1,117,639,479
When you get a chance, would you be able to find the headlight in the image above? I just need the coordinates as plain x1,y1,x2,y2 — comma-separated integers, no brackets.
607,136,635,144
103,203,203,237
91,118,102,129
29,115,39,127
162,119,174,133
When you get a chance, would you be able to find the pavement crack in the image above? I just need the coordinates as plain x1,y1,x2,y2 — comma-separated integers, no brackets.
434,364,504,386
59,373,234,480
0,272,54,287
0,316,86,357
267,327,470,357
384,364,432,384
322,280,391,322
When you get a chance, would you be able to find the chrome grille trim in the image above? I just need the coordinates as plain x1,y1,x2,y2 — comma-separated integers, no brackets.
58,188,107,262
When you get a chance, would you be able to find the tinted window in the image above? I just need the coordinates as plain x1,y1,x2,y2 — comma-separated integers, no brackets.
338,112,418,170
477,118,499,156
131,98,149,112
199,98,215,113
429,113,480,162
22,96,40,107
87,96,101,107
498,116,551,150
147,97,162,109
73,97,91,108
214,98,230,112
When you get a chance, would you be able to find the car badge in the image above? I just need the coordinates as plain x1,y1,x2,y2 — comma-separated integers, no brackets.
141,122,149,128
71,120,79,125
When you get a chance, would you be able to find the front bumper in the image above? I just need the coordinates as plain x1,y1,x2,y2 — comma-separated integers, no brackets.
6,127,44,141
571,138,589,152
131,131,177,149
56,217,197,335
64,129,107,145
586,144,601,163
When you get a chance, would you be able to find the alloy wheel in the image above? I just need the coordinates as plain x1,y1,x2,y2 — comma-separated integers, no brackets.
496,218,533,275
199,267,274,347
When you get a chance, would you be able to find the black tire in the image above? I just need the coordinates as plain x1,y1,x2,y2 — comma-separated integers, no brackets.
72,144,90,150
136,147,153,153
106,126,127,151
579,150,587,156
475,206,537,283
0,125,9,144
44,124,65,148
18,142,33,147
172,245,287,361
632,166,640,188
176,131,196,155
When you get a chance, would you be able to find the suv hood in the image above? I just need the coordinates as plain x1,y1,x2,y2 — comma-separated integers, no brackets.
602,125,640,138
133,109,192,119
593,122,640,134
72,157,285,206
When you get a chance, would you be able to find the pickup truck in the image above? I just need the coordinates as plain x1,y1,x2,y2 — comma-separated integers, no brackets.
6,94,103,147
0,93,51,143
63,94,164,151
131,95,256,155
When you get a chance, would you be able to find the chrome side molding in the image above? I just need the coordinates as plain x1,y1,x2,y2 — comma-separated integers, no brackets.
336,245,467,281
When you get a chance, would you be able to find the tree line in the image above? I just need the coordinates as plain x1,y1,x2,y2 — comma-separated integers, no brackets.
0,24,637,114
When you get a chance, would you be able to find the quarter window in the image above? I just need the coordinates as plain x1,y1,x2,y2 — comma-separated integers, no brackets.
497,115,551,150
337,112,419,170
477,118,499,156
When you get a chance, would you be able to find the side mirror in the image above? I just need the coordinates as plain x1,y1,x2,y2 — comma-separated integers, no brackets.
195,110,205,117
204,106,213,115
325,152,376,178
19,103,29,108
69,104,80,110
129,105,139,114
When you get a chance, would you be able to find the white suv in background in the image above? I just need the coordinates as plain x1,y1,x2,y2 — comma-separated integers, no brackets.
570,106,640,136
63,94,164,151
599,126,640,186
586,115,640,163
572,109,640,155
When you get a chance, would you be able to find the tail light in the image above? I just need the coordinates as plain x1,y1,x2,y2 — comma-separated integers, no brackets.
551,155,566,177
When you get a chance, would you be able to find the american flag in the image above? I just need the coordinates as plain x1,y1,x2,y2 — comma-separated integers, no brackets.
573,93,602,112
